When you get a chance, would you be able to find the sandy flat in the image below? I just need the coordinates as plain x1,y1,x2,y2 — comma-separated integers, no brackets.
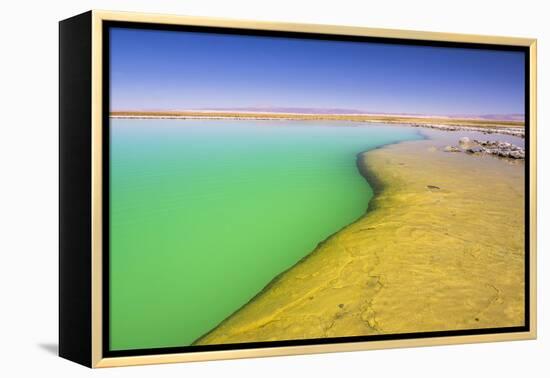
110,111,524,130
194,130,525,345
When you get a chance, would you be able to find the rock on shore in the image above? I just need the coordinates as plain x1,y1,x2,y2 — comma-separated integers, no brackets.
444,137,525,160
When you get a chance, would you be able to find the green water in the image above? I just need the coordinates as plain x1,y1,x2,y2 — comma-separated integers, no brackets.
109,119,421,350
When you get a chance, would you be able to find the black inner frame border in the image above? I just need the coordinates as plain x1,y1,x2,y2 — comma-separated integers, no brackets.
101,20,531,358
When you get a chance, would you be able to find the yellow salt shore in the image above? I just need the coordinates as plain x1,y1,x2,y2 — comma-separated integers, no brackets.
194,134,525,345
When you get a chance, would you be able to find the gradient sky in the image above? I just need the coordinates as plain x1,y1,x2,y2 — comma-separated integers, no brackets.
110,27,525,116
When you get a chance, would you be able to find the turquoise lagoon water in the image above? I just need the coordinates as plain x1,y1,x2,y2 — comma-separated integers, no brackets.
109,119,422,350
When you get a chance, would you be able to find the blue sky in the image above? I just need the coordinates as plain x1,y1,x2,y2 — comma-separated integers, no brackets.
110,27,525,116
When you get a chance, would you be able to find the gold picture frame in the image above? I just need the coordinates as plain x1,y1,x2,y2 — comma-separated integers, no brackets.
59,9,537,368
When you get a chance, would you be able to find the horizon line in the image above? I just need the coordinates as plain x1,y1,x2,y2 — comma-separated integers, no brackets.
109,107,525,121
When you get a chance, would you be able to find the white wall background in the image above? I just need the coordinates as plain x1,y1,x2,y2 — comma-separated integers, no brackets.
0,0,547,376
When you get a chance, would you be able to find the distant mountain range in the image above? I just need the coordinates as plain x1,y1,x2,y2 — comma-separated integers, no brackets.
194,107,524,121
454,114,525,121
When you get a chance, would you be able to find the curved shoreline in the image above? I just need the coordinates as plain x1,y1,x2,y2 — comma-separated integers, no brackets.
191,136,416,345
356,129,428,212
194,131,524,345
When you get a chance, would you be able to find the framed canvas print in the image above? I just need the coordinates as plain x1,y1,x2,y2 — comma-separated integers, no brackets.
59,10,537,368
